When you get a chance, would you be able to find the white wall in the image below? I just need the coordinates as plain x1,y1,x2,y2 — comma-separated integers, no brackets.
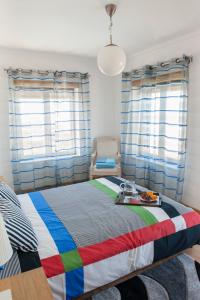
126,31,200,209
0,47,119,185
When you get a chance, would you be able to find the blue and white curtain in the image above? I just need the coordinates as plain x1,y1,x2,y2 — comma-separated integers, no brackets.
8,69,91,193
121,57,189,201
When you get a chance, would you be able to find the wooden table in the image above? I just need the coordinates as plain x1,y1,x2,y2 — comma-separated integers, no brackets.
0,268,53,300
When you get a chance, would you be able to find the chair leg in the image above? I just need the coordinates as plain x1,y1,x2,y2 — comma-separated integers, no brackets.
117,169,121,177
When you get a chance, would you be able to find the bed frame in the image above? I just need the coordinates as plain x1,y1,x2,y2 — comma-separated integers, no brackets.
75,250,186,300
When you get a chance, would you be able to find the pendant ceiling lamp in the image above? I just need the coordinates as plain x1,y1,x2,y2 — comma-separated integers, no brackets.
97,3,126,76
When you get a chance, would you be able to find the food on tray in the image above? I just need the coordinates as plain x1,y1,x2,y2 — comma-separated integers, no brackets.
140,191,158,202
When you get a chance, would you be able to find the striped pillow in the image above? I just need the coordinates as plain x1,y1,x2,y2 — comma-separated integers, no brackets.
0,197,38,252
0,182,21,208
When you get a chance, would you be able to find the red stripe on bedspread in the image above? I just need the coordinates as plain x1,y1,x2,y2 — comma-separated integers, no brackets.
78,219,175,266
39,211,200,277
41,254,64,278
182,211,200,228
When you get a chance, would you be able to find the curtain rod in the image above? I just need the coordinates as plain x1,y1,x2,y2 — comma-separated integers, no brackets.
4,68,51,74
3,68,89,77
125,54,193,75
157,54,192,68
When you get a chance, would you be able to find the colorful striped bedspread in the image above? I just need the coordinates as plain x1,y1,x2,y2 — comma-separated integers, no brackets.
18,176,200,300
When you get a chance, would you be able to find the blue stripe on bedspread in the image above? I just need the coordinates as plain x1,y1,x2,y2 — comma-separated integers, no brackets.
29,191,84,300
66,268,84,299
29,191,76,253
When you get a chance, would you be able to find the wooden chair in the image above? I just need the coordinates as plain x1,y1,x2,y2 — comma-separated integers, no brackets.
90,136,121,180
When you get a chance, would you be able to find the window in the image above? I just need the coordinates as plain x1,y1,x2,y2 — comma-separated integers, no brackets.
144,87,183,162
130,70,186,163
13,79,82,160
8,70,90,192
121,62,188,200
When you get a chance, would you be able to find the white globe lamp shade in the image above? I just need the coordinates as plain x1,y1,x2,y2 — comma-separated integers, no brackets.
97,44,126,76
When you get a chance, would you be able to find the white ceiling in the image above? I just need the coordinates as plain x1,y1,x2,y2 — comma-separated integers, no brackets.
0,0,200,57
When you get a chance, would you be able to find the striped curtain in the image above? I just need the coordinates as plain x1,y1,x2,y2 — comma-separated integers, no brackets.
8,69,91,193
121,58,189,201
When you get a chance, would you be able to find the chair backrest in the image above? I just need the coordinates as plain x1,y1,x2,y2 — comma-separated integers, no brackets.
94,136,120,158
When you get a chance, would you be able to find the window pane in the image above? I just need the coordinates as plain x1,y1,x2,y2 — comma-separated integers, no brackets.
130,83,183,162
17,87,79,159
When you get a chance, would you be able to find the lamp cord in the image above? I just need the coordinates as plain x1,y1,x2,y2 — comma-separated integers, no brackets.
109,16,113,45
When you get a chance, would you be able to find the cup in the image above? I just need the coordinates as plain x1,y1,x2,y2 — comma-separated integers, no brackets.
120,180,137,196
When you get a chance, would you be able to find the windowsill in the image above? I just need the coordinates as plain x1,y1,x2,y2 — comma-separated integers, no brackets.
20,154,80,164
137,155,179,170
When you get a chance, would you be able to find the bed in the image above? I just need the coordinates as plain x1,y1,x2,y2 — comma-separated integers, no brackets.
3,176,200,300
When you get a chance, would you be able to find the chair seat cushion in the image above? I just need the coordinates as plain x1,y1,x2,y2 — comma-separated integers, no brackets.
93,167,119,175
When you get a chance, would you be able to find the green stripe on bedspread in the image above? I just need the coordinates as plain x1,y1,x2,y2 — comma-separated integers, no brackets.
89,179,158,226
127,206,158,225
89,180,117,199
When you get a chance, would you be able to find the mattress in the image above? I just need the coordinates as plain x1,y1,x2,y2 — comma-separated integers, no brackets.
6,177,200,299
